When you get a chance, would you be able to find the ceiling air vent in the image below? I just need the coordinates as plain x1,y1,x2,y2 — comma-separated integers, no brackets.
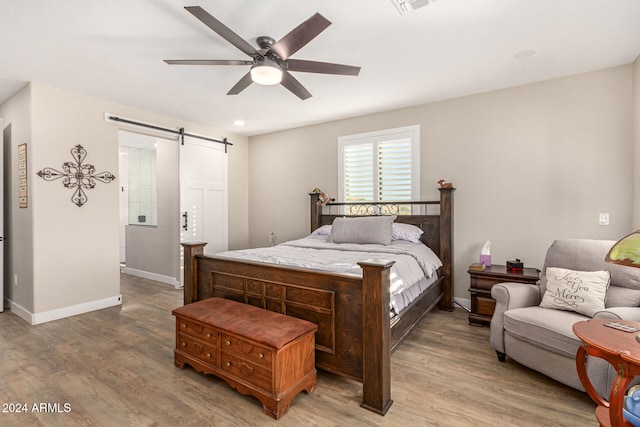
391,0,442,15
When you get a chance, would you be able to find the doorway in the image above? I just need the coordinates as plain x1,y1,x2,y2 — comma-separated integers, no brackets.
118,130,179,286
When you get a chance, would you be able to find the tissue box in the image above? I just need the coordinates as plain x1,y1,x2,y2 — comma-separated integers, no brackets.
479,254,491,267
506,259,524,271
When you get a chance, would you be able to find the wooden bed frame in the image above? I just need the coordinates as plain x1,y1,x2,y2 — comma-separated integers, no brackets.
181,187,454,415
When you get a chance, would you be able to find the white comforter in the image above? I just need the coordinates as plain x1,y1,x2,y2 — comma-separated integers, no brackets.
215,235,443,296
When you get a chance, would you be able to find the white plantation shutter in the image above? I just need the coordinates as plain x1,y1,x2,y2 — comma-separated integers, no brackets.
343,143,374,201
339,125,419,203
378,138,412,200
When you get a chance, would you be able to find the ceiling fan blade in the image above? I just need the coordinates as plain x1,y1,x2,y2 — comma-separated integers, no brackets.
280,71,312,100
164,60,253,66
227,72,254,95
269,13,331,60
285,59,360,76
184,6,261,59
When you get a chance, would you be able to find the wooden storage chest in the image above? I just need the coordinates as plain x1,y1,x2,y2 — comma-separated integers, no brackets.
172,297,318,419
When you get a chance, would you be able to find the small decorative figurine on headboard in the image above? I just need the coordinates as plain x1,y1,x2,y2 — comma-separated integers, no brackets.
312,188,334,206
438,179,454,189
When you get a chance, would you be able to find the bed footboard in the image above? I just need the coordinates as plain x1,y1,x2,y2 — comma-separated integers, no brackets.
182,243,395,414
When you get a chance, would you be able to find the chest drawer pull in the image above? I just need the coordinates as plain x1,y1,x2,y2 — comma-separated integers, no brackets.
181,342,186,347
258,353,264,359
226,361,231,367
181,323,186,328
206,353,211,358
206,333,211,338
226,340,231,346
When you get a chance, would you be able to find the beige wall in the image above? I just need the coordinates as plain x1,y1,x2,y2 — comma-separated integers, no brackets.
248,66,634,301
227,127,250,250
31,83,121,314
1,82,249,322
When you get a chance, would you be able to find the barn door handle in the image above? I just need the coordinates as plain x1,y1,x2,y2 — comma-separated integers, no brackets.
182,211,188,231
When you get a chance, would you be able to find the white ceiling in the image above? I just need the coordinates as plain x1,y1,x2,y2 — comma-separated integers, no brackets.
1,0,640,137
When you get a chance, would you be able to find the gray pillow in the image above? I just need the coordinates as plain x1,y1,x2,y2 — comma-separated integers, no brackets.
329,215,396,245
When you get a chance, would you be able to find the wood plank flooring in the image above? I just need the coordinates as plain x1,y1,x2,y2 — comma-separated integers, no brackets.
0,274,597,426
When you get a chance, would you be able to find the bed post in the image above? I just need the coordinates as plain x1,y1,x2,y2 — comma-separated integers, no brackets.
438,187,455,311
181,242,207,305
309,192,321,232
358,259,395,415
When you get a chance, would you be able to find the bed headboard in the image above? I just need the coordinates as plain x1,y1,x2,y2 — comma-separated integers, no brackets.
310,188,455,309
310,189,453,256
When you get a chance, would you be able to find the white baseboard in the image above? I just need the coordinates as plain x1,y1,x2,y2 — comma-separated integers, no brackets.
7,295,123,325
122,267,180,288
6,299,31,322
454,297,471,312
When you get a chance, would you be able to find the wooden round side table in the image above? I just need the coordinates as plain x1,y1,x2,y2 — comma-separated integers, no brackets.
573,319,640,427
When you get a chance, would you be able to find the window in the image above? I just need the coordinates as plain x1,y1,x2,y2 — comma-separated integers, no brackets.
338,125,420,203
119,130,158,227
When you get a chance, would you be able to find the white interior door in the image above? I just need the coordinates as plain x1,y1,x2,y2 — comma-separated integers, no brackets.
179,136,228,286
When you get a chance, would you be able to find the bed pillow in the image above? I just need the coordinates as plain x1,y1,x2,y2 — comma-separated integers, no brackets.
539,267,611,317
329,215,396,245
392,223,424,243
311,224,332,235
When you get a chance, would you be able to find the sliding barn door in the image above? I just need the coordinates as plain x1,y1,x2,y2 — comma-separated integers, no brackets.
179,136,228,287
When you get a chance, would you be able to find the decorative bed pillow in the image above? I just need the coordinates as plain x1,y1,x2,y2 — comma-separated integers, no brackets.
311,224,332,235
539,267,611,317
392,223,424,243
329,215,396,245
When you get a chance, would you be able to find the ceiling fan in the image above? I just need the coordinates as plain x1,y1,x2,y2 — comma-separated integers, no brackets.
164,6,361,100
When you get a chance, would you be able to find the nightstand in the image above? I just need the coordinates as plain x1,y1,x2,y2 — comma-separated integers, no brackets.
468,265,540,326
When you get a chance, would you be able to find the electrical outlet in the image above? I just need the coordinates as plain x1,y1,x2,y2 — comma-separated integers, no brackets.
13,274,18,286
598,213,610,226
269,233,276,245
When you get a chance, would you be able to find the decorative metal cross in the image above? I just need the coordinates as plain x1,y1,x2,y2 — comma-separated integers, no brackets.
36,144,116,207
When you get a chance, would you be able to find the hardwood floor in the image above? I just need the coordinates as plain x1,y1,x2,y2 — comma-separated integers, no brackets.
0,274,597,426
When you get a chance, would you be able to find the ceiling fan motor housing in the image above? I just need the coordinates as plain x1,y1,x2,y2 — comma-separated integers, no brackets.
256,36,276,50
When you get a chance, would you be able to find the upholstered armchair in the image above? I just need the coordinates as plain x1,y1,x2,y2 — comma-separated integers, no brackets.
490,239,640,398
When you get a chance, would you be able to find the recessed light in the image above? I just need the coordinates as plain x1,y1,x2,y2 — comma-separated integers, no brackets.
513,50,536,59
234,120,245,127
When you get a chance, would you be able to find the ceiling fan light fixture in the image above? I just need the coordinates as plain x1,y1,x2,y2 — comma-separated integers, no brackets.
250,60,283,85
